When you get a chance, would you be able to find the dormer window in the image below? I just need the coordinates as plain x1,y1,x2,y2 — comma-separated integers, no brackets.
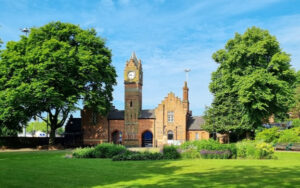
167,111,174,122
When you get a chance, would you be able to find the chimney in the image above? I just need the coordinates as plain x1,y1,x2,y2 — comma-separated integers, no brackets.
183,81,189,113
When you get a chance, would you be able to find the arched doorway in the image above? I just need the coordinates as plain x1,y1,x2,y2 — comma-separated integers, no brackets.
112,130,122,144
142,131,153,147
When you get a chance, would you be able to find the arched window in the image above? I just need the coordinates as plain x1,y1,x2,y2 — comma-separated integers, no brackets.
167,130,174,140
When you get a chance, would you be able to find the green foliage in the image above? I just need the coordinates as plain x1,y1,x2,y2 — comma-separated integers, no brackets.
180,140,236,159
236,140,275,159
204,27,296,135
162,145,180,159
256,127,300,144
292,119,300,127
255,127,280,144
73,143,126,159
94,143,126,158
200,150,232,159
0,127,20,136
277,127,300,144
180,148,201,159
0,22,117,145
26,121,48,134
72,147,95,158
112,151,164,161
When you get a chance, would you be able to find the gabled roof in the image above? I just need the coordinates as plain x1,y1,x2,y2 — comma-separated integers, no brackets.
140,109,155,119
108,110,124,120
187,116,205,130
65,117,82,133
108,109,155,120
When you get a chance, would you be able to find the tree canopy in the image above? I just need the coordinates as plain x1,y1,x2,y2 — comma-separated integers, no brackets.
0,22,117,144
290,70,300,118
204,27,296,135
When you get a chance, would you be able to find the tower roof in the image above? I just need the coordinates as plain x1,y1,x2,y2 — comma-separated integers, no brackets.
130,51,139,66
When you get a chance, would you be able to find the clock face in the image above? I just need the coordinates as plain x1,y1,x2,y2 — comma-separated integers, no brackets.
128,71,136,79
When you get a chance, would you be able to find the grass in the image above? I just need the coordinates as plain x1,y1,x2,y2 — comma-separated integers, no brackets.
0,151,299,188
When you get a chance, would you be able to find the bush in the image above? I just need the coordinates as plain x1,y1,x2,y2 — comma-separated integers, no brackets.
236,140,275,159
94,143,126,158
200,150,232,159
255,127,280,144
180,139,236,159
72,147,95,158
181,148,201,159
163,145,180,159
278,127,300,144
255,142,275,159
112,151,164,161
291,119,300,127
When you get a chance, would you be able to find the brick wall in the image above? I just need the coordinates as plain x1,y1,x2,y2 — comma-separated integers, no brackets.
138,119,155,146
81,108,109,145
187,131,209,141
155,92,187,147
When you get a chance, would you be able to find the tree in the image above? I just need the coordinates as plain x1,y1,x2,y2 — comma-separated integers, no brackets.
289,70,300,118
0,22,117,145
26,121,48,135
204,27,296,136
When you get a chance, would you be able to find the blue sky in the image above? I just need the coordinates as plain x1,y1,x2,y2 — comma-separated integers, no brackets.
0,0,300,117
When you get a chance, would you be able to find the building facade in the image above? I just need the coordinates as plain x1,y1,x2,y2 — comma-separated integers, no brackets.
81,53,209,147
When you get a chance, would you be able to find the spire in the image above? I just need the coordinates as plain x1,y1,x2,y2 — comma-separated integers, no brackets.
130,51,139,66
131,51,137,60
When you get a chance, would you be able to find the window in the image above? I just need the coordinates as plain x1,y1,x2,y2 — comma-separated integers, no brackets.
167,130,174,140
195,133,199,140
167,111,174,122
92,112,97,125
130,100,133,107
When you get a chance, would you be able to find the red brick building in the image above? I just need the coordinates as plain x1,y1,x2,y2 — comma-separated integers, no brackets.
81,53,209,147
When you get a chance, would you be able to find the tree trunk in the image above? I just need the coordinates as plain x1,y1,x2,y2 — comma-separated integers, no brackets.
49,127,56,146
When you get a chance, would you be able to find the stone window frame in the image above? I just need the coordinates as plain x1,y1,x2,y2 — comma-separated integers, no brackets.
167,111,174,123
167,130,174,140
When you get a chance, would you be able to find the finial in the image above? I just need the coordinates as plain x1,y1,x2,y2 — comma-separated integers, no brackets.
184,69,191,82
131,51,137,60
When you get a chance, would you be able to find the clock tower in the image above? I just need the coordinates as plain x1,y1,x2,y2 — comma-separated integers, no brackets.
124,52,143,146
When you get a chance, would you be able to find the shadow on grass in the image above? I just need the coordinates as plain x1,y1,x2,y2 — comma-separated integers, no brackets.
0,151,299,188
149,165,300,188
72,160,300,188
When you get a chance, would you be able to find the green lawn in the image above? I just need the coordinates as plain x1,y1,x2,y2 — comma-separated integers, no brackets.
0,151,299,188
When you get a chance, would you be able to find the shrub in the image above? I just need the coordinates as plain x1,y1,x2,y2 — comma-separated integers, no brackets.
181,148,201,159
292,119,300,127
180,139,236,159
72,147,95,158
94,143,126,158
278,127,300,144
112,151,164,161
163,145,180,159
255,142,275,159
255,127,280,144
236,140,275,159
200,150,232,159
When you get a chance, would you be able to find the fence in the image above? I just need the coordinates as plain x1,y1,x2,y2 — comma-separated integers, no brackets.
0,136,81,149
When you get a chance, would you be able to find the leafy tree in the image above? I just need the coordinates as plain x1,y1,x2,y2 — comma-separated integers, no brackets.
26,121,48,135
289,70,300,118
204,27,296,136
0,22,116,145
